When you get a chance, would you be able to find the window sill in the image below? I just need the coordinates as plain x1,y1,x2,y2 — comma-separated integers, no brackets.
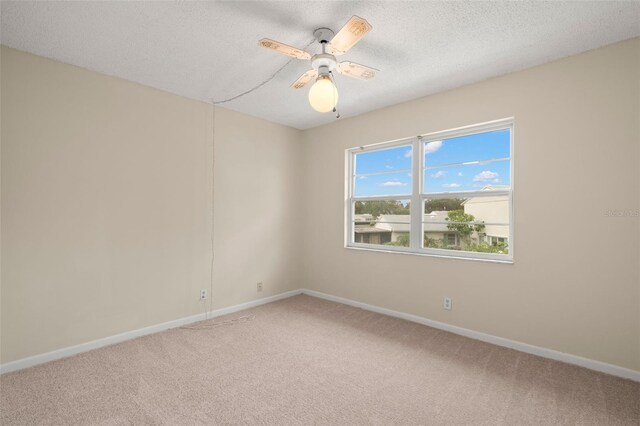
344,244,514,264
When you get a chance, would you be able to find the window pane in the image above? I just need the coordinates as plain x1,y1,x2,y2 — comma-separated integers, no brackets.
347,121,513,260
423,160,510,193
423,195,509,255
353,200,410,247
424,128,510,167
354,172,412,197
355,145,412,175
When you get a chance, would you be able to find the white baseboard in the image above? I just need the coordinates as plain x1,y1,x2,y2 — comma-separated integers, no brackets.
3,287,638,382
301,289,640,382
0,289,302,375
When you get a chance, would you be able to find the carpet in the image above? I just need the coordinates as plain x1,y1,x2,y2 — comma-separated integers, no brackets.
1,294,638,425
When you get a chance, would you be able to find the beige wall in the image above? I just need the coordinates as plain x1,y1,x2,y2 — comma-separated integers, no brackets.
302,38,640,371
0,47,302,363
2,39,639,373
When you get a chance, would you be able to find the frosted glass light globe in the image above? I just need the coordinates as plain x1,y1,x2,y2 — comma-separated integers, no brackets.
308,77,338,113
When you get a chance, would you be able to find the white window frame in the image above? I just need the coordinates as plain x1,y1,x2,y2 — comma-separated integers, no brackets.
345,118,514,263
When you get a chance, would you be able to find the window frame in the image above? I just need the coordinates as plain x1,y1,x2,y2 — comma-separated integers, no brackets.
345,118,514,263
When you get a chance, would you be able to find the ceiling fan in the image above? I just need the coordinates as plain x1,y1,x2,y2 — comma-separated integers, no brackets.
258,16,378,113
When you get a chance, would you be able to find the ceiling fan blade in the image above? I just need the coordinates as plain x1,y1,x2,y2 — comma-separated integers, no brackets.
327,16,372,55
291,69,318,89
258,38,312,60
336,61,378,80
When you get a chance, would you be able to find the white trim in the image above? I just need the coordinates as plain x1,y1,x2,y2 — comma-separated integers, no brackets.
417,246,511,262
420,117,513,143
350,137,414,154
410,137,421,251
4,287,638,382
423,157,510,170
350,194,412,202
0,289,303,375
301,289,640,382
421,190,510,199
346,241,415,254
344,148,353,247
345,242,513,264
354,167,412,178
509,121,515,260
421,221,508,226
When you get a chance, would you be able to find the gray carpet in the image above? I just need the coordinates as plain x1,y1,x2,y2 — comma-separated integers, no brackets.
1,294,638,425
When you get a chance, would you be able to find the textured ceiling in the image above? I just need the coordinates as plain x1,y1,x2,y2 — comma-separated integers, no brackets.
1,1,639,129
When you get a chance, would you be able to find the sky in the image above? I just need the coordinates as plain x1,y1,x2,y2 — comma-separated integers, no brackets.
354,129,510,197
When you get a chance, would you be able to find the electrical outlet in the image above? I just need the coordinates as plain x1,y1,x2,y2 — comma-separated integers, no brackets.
257,282,263,292
443,297,452,311
200,289,207,300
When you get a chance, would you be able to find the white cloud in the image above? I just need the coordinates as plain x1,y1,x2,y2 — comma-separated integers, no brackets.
425,140,443,154
385,165,393,170
442,183,461,188
492,178,501,183
473,170,499,182
431,170,447,179
457,172,463,177
357,175,367,180
380,181,407,187
404,149,412,158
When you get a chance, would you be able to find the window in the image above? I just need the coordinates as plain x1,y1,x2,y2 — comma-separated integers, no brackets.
487,236,506,246
346,119,513,262
445,233,458,247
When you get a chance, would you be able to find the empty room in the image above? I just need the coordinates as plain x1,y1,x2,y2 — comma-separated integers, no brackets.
1,1,639,425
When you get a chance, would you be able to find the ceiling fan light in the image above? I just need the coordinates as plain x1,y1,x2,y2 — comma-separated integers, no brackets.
308,76,338,113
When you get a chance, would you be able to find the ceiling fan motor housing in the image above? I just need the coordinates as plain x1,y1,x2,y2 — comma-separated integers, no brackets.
313,27,335,44
311,53,337,76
